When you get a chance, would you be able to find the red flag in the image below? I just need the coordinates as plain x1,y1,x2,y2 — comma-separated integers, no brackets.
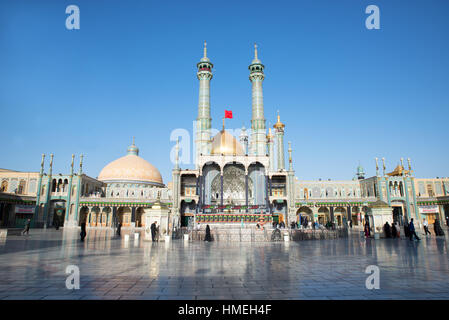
225,110,233,119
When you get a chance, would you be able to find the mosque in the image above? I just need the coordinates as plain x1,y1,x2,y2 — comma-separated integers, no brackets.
1,43,449,236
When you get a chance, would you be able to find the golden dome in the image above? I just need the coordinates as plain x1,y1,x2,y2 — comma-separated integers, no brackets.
98,140,163,185
211,130,245,156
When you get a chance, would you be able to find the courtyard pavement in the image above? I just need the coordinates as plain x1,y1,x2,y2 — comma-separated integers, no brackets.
0,228,448,300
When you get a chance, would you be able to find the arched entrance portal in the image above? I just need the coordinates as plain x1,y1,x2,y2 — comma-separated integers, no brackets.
117,207,131,227
334,207,346,226
317,207,329,225
297,206,313,226
79,206,89,226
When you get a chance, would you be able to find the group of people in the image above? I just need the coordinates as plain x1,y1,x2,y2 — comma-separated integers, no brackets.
272,221,286,229
378,217,446,241
381,221,401,239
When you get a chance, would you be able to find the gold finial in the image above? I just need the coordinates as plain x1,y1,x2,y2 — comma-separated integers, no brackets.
132,136,135,145
267,127,274,140
273,110,285,130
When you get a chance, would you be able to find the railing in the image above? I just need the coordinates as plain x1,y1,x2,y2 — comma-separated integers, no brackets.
181,225,348,242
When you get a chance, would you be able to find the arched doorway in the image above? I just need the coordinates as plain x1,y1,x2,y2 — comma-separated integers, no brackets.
79,206,89,226
101,207,111,227
297,206,313,226
89,206,100,227
317,207,329,225
51,200,66,227
181,200,196,227
334,207,346,226
136,207,145,227
117,207,131,226
351,206,360,226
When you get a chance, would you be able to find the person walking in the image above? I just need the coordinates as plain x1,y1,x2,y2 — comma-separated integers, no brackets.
408,218,421,241
403,221,410,238
116,222,122,236
80,221,87,241
383,222,392,238
204,224,212,242
423,219,431,236
22,219,31,235
434,219,445,236
395,222,401,238
364,221,371,238
150,221,157,242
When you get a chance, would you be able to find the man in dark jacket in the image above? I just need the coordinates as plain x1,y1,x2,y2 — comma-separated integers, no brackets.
434,219,445,236
408,218,421,241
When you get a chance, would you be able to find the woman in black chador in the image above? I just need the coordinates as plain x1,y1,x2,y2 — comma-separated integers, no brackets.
392,222,398,238
434,219,445,236
403,222,410,238
80,221,87,241
204,224,212,242
383,222,392,238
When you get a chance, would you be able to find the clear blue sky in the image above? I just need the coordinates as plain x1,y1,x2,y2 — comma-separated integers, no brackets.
1,0,448,183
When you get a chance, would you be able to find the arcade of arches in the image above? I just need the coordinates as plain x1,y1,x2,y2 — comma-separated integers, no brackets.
79,206,147,227
296,205,370,226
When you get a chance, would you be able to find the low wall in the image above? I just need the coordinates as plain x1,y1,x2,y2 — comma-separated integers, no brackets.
181,226,349,242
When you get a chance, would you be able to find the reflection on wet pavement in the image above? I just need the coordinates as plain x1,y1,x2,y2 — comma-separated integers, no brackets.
0,228,448,300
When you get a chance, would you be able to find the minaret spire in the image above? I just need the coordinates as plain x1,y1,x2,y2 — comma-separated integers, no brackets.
274,110,285,170
203,41,207,59
249,42,266,155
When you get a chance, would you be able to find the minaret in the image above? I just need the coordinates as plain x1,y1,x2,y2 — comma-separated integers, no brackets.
239,126,249,155
288,141,293,172
249,43,266,156
273,111,285,170
195,41,213,168
267,128,275,171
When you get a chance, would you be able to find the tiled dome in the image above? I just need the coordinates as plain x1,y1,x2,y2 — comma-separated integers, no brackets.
98,139,163,185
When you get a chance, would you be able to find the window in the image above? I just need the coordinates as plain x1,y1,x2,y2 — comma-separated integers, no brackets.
0,180,8,192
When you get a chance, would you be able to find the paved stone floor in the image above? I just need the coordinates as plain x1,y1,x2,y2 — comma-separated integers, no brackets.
0,228,448,300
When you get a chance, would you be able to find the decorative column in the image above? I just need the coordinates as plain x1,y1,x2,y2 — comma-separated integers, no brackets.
43,153,54,227
245,169,249,213
131,207,136,223
330,206,334,225
375,157,379,177
73,154,83,225
34,154,45,226
249,43,267,156
273,112,285,170
347,206,352,225
265,174,270,215
195,41,213,168
65,154,75,226
172,138,181,228
220,171,224,208
286,142,296,224
267,128,275,171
